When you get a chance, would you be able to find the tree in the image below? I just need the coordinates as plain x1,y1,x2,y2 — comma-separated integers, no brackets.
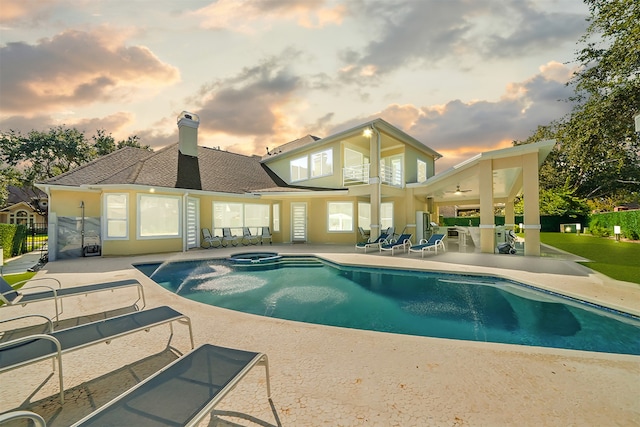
519,0,640,203
0,167,21,207
92,129,116,156
117,134,151,151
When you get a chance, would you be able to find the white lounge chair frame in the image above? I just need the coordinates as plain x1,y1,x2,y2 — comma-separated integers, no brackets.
408,234,446,258
201,228,223,248
379,233,413,255
0,277,145,322
355,232,389,253
0,306,193,404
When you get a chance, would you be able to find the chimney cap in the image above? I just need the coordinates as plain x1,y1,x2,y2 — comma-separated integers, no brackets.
178,111,200,124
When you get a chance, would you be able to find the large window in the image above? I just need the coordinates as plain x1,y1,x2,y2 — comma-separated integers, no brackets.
213,202,270,234
328,202,353,232
311,149,333,178
357,202,393,230
290,156,308,182
417,159,427,183
138,194,180,238
104,193,128,239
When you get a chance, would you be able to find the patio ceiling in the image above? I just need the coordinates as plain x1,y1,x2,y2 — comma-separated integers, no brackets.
409,140,555,204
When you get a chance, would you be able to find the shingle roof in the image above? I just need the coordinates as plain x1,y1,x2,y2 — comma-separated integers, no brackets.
41,144,288,194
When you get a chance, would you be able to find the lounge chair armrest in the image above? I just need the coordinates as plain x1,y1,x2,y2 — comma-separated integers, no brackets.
0,313,54,333
0,411,46,427
15,277,62,289
419,239,428,244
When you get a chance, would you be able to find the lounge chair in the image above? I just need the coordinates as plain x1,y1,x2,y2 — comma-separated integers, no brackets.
0,306,194,404
242,227,261,245
379,233,413,255
355,232,389,253
222,227,240,247
201,228,223,248
260,226,272,245
0,277,145,322
70,343,270,426
408,233,446,258
357,226,370,243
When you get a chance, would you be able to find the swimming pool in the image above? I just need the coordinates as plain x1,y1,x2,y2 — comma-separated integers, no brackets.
135,255,640,355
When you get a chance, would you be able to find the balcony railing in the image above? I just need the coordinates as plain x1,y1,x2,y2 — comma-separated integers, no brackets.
342,164,403,187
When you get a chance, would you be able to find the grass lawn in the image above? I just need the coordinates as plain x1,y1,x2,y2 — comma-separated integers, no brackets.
540,232,640,285
2,271,37,287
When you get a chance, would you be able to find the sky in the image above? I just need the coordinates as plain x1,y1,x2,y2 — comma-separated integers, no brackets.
0,0,591,172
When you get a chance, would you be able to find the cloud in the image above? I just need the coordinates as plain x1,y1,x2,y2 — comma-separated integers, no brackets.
338,0,587,81
0,28,180,113
192,0,346,33
0,0,56,25
329,61,577,172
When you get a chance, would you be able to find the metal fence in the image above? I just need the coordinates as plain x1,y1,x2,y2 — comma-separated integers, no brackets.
21,223,48,258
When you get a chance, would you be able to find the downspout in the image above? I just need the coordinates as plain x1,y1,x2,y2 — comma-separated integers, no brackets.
370,124,382,240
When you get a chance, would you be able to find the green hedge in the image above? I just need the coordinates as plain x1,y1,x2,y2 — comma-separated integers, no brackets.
0,224,17,260
588,211,640,240
441,215,587,232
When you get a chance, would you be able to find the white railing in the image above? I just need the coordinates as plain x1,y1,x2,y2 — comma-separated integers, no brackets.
343,164,370,186
343,164,403,187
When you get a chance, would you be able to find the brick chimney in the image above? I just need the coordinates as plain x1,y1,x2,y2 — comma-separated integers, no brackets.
177,111,200,157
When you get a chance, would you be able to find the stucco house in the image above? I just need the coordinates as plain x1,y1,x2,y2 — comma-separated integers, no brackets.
38,112,553,260
0,186,48,226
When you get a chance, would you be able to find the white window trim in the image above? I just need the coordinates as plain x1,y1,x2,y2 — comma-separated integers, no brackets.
137,193,182,240
103,193,129,240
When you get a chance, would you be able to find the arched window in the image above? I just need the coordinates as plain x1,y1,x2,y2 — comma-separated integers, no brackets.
13,210,29,225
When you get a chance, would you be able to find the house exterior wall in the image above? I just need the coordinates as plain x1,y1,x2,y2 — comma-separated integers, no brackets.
265,140,343,188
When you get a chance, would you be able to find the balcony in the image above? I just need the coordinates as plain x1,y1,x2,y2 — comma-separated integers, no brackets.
342,164,403,187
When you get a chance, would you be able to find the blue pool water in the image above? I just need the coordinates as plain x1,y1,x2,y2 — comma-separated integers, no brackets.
135,256,640,355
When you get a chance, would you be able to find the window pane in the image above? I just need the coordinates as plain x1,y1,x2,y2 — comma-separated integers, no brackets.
328,202,353,231
418,160,427,182
273,204,280,232
245,204,270,232
104,193,128,238
139,195,180,237
290,156,308,181
381,202,393,229
311,149,332,177
358,202,371,229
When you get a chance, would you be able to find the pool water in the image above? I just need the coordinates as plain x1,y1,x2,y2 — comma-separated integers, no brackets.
135,256,640,355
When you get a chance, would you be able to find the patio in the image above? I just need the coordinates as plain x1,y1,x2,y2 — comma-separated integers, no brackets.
1,244,639,426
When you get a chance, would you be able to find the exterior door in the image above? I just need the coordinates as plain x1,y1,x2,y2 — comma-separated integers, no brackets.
186,197,199,249
291,202,307,242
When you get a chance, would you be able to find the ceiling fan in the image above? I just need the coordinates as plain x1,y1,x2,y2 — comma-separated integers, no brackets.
445,185,472,195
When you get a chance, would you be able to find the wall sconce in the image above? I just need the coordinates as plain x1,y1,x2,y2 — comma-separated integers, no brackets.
614,225,621,241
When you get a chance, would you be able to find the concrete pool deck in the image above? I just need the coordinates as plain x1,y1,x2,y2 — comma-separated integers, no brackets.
1,244,639,426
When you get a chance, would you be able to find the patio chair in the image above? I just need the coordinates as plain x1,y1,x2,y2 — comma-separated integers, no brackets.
222,227,240,247
0,305,194,404
70,343,271,426
357,226,370,243
242,227,261,245
379,233,413,255
201,228,223,248
355,232,389,253
0,277,145,322
260,226,272,245
408,233,446,258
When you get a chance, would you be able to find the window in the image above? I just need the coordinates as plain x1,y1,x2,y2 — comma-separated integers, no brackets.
358,202,393,230
104,193,128,239
244,204,270,234
328,202,353,232
311,149,333,178
138,194,180,238
273,203,280,232
358,202,370,229
290,156,308,182
417,159,427,182
213,202,271,235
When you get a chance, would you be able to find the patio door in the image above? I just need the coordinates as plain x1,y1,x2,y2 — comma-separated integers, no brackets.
291,202,307,242
186,197,199,249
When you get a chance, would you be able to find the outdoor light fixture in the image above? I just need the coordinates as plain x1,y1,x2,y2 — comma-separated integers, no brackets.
363,128,373,138
519,223,524,232
576,223,581,234
614,225,621,241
